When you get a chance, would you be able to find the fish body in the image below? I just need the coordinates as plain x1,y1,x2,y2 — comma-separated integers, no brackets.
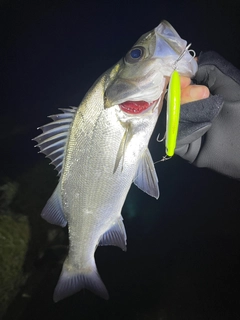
34,20,197,301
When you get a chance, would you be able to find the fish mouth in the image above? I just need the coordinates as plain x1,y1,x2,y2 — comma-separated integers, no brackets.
119,99,158,114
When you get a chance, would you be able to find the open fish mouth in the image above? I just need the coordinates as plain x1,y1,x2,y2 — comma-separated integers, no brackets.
119,99,158,114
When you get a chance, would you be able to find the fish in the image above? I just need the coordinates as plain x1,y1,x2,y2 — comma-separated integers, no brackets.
34,20,197,302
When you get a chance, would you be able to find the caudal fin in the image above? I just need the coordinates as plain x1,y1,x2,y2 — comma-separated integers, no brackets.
53,259,109,302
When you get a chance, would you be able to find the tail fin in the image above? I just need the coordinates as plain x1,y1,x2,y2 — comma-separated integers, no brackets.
53,259,109,302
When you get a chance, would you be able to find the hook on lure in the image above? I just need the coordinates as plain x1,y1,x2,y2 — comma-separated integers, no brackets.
157,43,196,162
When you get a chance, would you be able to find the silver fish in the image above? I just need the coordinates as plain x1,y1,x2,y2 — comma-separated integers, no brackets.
34,20,197,301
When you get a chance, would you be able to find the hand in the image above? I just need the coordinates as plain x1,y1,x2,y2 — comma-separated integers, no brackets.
176,51,240,179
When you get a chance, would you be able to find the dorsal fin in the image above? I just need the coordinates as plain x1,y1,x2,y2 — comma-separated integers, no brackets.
33,107,77,175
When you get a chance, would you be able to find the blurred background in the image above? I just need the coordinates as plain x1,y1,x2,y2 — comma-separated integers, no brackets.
1,0,240,319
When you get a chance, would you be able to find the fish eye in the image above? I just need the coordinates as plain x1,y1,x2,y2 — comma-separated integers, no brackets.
124,46,145,64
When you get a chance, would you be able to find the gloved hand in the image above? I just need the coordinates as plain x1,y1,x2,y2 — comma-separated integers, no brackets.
176,51,240,179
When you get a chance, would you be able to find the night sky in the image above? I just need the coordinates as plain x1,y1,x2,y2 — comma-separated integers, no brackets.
2,1,240,319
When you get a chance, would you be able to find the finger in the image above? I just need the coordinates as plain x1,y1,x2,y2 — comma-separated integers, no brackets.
181,85,210,105
180,76,191,89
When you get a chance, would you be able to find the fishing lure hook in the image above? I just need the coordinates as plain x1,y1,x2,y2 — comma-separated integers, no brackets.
172,43,192,70
154,155,172,164
156,132,166,143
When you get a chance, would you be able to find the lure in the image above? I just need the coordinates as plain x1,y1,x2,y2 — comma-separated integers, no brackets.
156,43,196,162
165,70,181,157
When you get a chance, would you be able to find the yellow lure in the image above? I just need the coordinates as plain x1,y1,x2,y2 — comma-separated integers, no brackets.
165,70,181,157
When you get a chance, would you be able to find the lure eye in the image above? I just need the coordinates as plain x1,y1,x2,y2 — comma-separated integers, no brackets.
124,46,145,64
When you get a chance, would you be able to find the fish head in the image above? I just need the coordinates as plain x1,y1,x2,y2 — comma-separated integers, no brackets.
105,20,198,114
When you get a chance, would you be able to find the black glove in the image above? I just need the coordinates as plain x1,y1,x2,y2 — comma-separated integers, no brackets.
176,51,240,179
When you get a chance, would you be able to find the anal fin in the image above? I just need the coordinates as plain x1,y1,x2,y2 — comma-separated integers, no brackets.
99,216,127,251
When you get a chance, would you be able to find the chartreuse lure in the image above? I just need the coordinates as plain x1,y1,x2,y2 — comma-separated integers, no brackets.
165,70,181,157
157,42,195,161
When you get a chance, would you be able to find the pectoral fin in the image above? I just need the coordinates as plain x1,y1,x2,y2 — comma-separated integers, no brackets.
133,148,159,199
113,122,132,173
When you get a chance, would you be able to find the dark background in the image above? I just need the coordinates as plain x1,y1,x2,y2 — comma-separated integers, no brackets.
1,0,240,319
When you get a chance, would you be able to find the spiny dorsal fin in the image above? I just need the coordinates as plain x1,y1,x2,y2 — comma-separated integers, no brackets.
33,107,77,175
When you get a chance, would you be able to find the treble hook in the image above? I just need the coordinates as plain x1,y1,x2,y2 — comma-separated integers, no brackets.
154,154,172,164
156,132,166,142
